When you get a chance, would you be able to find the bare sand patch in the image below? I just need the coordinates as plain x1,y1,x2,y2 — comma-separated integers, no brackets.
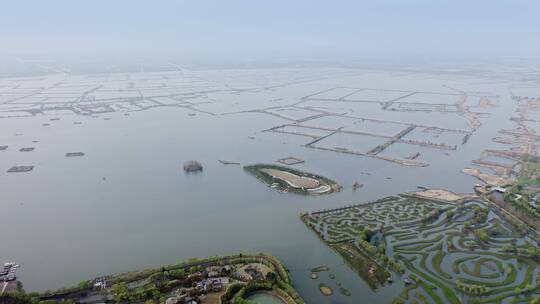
409,189,464,201
462,168,512,186
260,168,320,189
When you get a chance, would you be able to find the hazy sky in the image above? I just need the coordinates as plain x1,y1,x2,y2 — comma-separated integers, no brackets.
1,0,539,61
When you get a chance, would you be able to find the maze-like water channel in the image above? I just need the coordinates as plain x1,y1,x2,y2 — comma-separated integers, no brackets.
303,197,540,303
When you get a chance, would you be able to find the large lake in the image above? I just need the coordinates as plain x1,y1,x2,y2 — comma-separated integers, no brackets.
0,67,527,303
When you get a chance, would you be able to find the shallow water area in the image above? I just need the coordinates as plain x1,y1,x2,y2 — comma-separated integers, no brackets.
0,66,533,303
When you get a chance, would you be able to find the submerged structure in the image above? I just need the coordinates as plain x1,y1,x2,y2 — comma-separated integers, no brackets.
277,156,305,165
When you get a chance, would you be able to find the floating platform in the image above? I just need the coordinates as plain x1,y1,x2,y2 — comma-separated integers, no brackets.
66,152,85,157
219,160,240,165
7,166,34,173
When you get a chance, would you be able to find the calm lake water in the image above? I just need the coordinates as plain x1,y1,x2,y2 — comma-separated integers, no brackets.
0,67,524,303
245,291,286,304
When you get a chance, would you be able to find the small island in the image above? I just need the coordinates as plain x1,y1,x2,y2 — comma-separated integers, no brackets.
183,160,203,172
318,283,333,296
244,164,341,195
